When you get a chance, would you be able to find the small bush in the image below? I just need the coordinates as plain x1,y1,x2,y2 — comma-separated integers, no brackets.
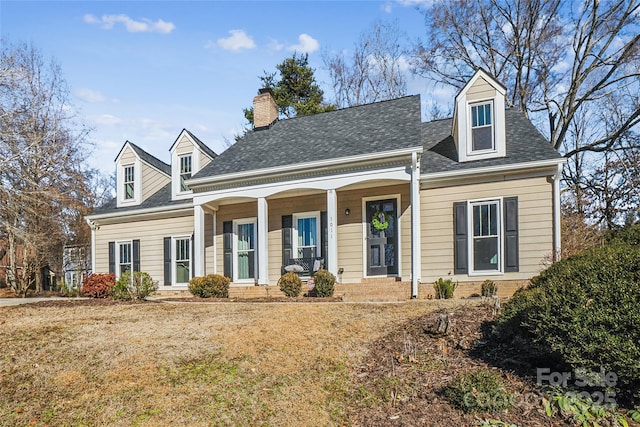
434,278,457,299
0,278,6,289
481,280,497,297
59,281,79,298
188,274,230,298
82,273,115,298
493,238,640,393
278,272,302,297
113,271,157,300
312,269,336,297
442,369,512,413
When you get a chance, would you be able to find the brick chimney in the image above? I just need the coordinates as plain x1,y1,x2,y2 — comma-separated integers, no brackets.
253,88,278,129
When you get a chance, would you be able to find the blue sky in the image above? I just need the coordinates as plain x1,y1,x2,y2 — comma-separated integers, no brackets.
1,1,448,174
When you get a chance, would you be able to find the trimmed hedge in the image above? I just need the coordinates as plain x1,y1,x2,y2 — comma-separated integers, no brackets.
278,272,302,297
82,273,115,298
493,229,640,392
312,269,335,297
188,274,230,298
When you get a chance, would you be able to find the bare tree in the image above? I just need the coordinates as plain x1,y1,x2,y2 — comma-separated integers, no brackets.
0,41,92,296
324,20,407,108
411,0,640,154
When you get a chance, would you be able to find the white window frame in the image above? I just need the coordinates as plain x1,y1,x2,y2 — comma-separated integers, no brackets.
468,198,503,276
232,217,257,283
116,159,141,207
179,154,192,192
468,100,495,155
171,149,200,200
292,211,321,259
172,235,192,286
115,240,133,280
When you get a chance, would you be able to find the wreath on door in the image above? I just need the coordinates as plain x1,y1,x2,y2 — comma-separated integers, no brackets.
372,210,390,231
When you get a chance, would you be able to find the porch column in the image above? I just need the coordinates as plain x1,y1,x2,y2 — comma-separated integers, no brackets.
257,197,269,285
327,189,338,276
410,152,421,298
194,204,205,277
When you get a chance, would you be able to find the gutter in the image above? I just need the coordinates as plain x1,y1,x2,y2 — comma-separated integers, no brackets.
187,146,424,188
421,158,566,181
85,203,193,222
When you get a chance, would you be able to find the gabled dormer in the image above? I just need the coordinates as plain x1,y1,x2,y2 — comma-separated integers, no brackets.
169,129,217,200
453,69,507,162
115,141,171,208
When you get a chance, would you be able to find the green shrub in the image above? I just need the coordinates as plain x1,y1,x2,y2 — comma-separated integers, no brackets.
112,271,158,300
493,240,640,392
188,274,230,298
481,280,498,297
278,272,302,297
59,281,79,298
82,273,115,298
442,369,512,413
312,269,336,297
434,278,457,299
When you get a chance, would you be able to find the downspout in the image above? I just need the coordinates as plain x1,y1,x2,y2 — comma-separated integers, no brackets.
553,162,563,261
410,152,421,298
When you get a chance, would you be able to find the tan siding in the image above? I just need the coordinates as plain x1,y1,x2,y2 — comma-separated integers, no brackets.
175,136,194,155
200,151,212,169
466,76,496,101
420,176,553,283
119,146,137,165
141,163,170,202
94,213,194,286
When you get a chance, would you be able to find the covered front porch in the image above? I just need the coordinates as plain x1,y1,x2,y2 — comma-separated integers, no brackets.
190,154,422,297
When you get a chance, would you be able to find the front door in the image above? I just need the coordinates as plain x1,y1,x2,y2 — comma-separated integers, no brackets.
366,199,398,276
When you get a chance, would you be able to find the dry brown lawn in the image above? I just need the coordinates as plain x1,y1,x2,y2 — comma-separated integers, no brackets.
0,299,466,426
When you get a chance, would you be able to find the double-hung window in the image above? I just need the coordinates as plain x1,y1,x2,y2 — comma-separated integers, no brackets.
179,155,192,192
174,237,191,284
118,241,132,277
234,219,256,281
470,102,493,152
471,200,500,272
293,212,320,259
123,165,135,200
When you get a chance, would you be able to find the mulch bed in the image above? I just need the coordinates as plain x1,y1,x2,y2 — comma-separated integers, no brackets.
348,303,571,426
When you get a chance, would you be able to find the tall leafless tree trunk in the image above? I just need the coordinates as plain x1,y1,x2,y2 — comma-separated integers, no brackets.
0,41,92,296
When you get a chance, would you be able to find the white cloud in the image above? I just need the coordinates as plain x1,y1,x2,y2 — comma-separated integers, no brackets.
88,114,122,126
288,33,320,53
216,30,256,51
267,38,285,52
75,88,106,103
383,2,393,13
83,13,175,34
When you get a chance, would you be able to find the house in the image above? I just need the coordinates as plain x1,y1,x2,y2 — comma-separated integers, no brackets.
86,70,565,300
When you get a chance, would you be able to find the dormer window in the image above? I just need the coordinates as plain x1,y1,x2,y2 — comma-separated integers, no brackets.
124,165,135,200
471,102,493,152
179,155,192,192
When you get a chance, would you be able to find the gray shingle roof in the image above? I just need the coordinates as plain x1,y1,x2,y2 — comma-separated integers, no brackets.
91,183,189,215
421,109,562,174
193,95,422,179
125,141,171,176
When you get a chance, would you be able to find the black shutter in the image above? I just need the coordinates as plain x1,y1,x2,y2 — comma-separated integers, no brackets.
504,197,519,272
108,241,115,274
320,211,328,270
163,237,171,286
223,221,233,279
282,215,293,267
132,239,140,272
453,202,468,274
